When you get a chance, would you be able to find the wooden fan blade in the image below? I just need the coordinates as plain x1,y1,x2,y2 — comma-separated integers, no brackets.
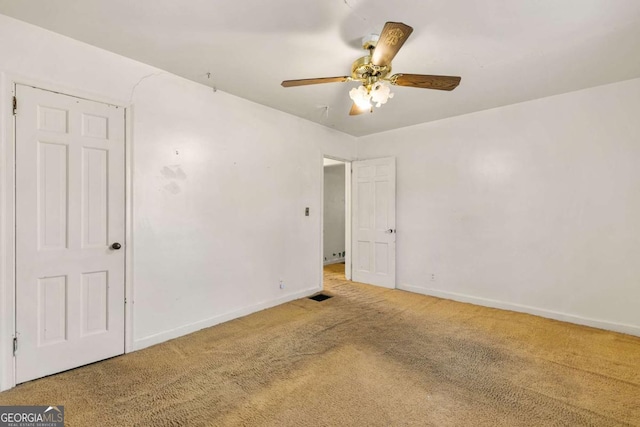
349,102,370,116
390,74,461,91
370,22,413,67
281,76,350,87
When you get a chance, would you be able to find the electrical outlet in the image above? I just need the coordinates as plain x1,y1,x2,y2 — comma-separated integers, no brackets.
279,280,285,289
430,273,436,282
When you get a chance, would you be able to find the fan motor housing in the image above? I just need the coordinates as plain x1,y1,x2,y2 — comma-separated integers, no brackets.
351,55,391,82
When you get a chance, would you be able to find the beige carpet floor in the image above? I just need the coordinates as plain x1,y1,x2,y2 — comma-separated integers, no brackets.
1,263,639,426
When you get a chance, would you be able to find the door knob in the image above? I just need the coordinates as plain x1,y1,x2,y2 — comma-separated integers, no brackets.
111,242,122,250
386,229,396,234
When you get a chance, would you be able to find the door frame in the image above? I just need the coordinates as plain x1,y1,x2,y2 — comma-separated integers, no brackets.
0,74,134,391
320,154,352,289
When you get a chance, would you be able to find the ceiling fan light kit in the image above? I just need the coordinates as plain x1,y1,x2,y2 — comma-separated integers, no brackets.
349,81,395,111
349,85,372,109
370,81,394,107
281,22,462,116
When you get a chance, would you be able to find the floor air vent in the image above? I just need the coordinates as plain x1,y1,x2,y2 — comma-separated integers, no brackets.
309,293,333,302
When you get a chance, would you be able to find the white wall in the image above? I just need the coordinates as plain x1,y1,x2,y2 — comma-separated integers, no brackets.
357,77,640,336
131,75,356,346
0,14,357,390
323,164,346,264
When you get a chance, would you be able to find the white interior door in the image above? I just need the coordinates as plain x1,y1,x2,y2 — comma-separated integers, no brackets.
15,85,125,383
352,157,396,288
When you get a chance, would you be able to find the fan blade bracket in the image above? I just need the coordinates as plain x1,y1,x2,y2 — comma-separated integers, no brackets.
389,74,461,91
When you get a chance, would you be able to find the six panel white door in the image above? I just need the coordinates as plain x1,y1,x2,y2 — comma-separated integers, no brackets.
351,157,396,288
15,85,125,383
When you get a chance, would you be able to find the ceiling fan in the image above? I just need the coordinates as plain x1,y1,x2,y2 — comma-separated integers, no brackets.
281,22,461,115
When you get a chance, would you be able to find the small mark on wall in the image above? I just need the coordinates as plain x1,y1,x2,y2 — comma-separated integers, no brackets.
164,181,181,195
161,165,187,195
161,165,187,180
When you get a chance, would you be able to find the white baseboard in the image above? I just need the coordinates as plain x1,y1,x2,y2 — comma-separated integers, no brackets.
133,287,319,351
399,284,640,337
323,257,345,266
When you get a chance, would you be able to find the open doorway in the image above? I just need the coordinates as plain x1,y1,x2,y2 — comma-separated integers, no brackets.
322,157,351,285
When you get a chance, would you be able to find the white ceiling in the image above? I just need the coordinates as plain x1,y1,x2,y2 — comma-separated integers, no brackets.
1,0,639,136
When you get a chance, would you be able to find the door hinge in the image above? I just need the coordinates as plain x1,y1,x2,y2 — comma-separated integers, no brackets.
12,337,17,355
12,96,17,115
